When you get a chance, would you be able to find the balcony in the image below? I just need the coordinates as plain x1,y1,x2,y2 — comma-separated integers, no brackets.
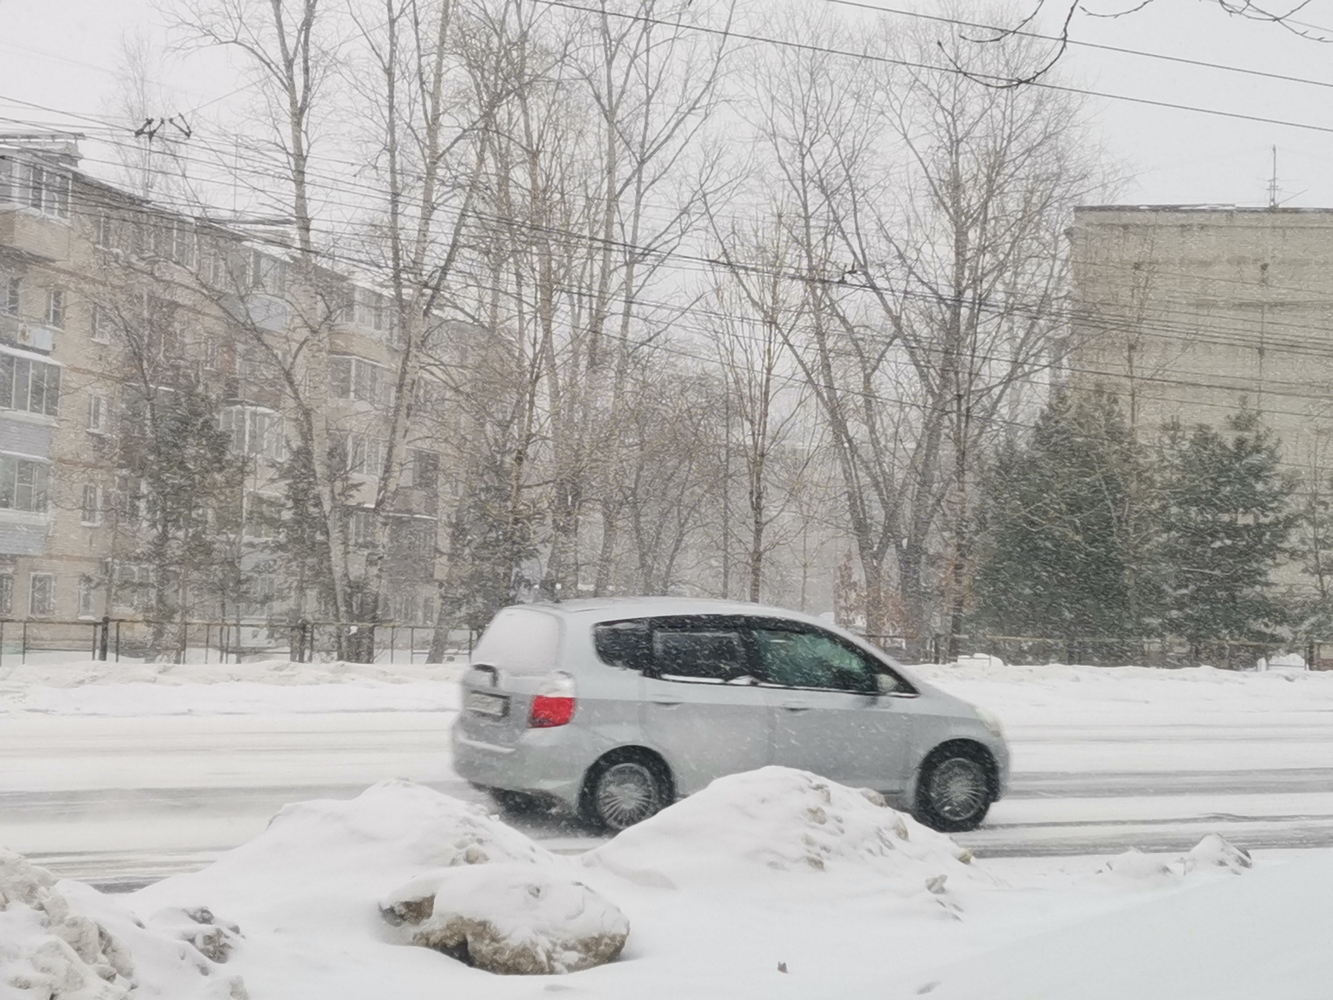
0,208,70,262
221,292,291,334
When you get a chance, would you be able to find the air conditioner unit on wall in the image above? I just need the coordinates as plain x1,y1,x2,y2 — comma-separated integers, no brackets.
15,325,54,352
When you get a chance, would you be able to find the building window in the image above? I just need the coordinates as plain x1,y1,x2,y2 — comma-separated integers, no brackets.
0,353,60,416
0,157,13,204
0,274,19,316
338,433,385,477
45,289,64,329
0,457,49,513
19,162,70,220
87,393,108,434
355,288,388,332
94,211,114,248
329,355,388,405
244,493,282,539
221,406,286,462
0,574,11,615
410,449,439,489
348,507,376,546
90,304,111,344
81,484,103,525
115,563,155,612
29,573,54,616
77,575,97,618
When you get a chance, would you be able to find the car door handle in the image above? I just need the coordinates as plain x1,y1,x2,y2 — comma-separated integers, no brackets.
782,703,811,713
652,700,683,708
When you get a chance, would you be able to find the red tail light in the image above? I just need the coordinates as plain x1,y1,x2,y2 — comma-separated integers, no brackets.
529,695,576,728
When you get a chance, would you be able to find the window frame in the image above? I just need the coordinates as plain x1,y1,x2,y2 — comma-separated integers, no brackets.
0,274,19,317
0,351,61,417
81,483,103,525
0,455,51,513
44,288,64,329
86,392,108,434
28,573,55,616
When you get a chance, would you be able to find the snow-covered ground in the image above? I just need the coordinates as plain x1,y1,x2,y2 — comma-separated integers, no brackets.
5,656,1333,996
1,770,1319,1000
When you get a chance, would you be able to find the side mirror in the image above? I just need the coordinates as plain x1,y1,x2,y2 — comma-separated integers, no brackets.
876,673,900,696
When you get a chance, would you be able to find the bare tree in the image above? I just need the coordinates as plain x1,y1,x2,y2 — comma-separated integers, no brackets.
745,7,1098,642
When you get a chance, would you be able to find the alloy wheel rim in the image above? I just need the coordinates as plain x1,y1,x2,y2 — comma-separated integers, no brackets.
930,757,987,821
597,762,658,829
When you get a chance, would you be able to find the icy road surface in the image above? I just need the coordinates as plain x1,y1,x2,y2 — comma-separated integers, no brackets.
5,660,1333,885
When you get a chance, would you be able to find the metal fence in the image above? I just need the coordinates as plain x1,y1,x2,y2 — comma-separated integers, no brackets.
3,617,1325,670
859,632,1331,669
0,616,477,666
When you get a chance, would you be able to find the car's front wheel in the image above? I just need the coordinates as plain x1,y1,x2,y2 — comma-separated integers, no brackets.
915,744,994,833
582,752,671,831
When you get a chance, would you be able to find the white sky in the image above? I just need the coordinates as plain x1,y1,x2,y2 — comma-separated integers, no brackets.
2,0,1333,207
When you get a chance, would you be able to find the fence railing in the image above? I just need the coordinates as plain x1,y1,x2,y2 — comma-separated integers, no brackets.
0,616,477,666
3,617,1323,671
857,632,1329,669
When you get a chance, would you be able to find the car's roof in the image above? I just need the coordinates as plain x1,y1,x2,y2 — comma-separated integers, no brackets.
515,596,836,628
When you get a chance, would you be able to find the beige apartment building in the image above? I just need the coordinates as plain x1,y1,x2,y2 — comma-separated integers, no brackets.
0,134,447,649
1068,205,1333,466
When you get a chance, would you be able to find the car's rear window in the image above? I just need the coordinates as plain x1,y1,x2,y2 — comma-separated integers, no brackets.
471,607,561,674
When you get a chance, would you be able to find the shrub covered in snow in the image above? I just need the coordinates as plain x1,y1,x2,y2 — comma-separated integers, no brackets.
587,767,989,907
380,863,629,975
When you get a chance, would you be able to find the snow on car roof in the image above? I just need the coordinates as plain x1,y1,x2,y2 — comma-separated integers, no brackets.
524,596,833,627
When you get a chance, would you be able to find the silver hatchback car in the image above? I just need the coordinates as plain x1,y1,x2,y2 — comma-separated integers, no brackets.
452,598,1009,832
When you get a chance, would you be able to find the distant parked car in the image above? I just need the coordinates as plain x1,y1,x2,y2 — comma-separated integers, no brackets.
452,598,1009,832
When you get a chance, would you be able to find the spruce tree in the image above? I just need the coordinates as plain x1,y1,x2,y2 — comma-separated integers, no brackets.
974,388,1151,658
1157,408,1297,653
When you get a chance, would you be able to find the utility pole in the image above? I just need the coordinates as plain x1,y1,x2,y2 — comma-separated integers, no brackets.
1268,145,1279,210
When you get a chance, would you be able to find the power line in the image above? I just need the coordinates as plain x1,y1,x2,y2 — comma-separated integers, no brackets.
820,0,1333,92
527,0,1333,136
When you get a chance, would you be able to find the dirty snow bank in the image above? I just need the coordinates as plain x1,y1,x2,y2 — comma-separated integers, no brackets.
0,850,242,1000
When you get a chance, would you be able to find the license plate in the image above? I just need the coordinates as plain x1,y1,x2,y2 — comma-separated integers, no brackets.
466,691,508,718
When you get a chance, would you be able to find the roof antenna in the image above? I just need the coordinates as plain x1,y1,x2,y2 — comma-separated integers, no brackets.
1268,145,1280,210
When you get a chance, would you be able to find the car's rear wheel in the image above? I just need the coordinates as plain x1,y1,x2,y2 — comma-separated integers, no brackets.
582,752,671,831
915,744,994,833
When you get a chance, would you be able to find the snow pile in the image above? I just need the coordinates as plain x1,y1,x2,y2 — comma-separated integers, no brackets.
588,767,987,907
0,849,133,999
165,780,552,891
380,863,629,974
120,782,580,996
1099,835,1254,885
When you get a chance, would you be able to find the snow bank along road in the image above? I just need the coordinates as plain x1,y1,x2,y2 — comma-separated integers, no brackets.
4,658,1333,885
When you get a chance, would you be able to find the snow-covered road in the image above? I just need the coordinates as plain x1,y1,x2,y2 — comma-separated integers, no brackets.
8,661,1333,885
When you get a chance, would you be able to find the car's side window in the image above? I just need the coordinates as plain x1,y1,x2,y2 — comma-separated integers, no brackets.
752,627,878,694
652,626,751,684
593,619,653,672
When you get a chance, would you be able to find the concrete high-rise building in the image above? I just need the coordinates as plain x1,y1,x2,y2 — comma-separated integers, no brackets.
1068,205,1333,461
0,134,447,654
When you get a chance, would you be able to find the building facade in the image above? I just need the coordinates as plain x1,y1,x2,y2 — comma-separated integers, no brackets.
0,134,447,650
1068,205,1333,460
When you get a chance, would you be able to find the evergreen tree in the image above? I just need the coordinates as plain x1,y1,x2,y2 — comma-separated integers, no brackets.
1157,408,1298,651
974,388,1152,657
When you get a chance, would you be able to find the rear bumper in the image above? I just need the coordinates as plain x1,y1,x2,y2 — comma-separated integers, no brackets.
451,725,586,811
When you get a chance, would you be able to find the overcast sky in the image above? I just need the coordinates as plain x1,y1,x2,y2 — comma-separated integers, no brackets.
3,0,1333,208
